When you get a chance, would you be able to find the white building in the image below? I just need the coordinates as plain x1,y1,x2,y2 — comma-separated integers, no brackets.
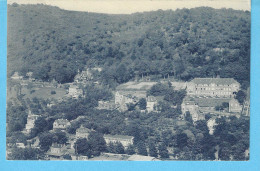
24,110,39,133
186,78,240,97
146,96,157,113
104,134,134,147
76,125,92,139
53,119,71,130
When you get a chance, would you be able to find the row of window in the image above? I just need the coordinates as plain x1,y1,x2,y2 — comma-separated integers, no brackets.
195,84,237,87
195,87,232,91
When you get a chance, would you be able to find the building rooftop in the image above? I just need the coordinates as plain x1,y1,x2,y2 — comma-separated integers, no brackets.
116,81,157,91
147,96,157,102
104,134,134,140
54,119,70,125
191,78,238,85
51,143,65,148
76,126,92,133
192,98,231,107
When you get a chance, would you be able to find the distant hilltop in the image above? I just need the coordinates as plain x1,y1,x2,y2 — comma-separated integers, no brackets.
7,4,250,89
8,0,250,14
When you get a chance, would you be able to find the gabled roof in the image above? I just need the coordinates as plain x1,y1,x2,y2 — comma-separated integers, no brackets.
191,78,238,85
54,119,70,125
147,96,157,102
76,126,91,133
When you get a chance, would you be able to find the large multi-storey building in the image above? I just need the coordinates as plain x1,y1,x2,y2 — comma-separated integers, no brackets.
103,134,134,147
182,78,243,122
186,78,240,97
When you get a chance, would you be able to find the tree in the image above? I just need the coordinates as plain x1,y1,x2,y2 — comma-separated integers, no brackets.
52,131,68,144
87,132,107,156
158,143,169,158
34,117,48,134
176,133,188,149
138,98,147,110
114,142,125,154
8,147,39,160
126,144,136,155
127,103,136,111
107,142,115,153
39,133,54,152
63,154,72,160
148,141,158,157
74,138,92,157
137,142,148,156
235,90,246,105
185,111,193,123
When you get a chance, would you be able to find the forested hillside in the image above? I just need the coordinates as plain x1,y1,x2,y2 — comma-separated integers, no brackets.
7,4,250,88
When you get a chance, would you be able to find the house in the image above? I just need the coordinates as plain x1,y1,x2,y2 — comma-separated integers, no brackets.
74,69,92,83
181,100,203,122
11,72,23,80
115,92,138,111
47,143,68,159
186,78,240,97
103,134,134,147
26,72,34,81
68,85,83,99
71,155,89,160
114,81,157,111
229,98,242,113
47,101,56,108
24,110,39,133
16,143,26,148
97,100,116,110
53,119,71,131
146,96,158,113
92,67,103,72
181,96,242,122
76,125,92,139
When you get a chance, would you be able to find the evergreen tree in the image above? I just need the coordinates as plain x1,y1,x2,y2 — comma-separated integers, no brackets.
158,143,169,159
114,142,125,154
126,145,136,155
137,142,148,156
148,142,158,157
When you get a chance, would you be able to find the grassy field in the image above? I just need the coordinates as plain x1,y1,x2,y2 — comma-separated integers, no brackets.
21,87,67,100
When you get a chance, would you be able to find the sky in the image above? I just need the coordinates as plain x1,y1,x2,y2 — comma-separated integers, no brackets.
7,0,251,14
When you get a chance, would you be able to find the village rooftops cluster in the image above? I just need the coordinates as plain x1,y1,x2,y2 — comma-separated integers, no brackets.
182,77,243,123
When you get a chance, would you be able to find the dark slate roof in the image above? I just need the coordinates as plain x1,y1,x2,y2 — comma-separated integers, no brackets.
191,78,238,85
193,98,231,107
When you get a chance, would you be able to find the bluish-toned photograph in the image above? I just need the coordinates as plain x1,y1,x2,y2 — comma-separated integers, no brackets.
6,0,250,161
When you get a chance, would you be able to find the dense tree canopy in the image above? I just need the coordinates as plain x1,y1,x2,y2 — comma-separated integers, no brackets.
8,5,250,88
